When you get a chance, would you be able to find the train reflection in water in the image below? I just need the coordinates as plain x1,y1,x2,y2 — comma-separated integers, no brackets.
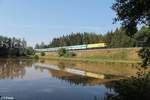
34,63,122,85
35,63,105,79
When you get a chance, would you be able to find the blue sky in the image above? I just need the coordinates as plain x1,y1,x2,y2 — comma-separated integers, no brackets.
0,0,120,46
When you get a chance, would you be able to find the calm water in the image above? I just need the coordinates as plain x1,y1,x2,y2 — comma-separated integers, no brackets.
0,59,128,100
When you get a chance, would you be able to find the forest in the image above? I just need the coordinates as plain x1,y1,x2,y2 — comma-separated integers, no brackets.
0,36,34,57
35,26,149,49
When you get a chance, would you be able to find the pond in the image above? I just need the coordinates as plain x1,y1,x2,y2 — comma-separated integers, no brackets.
0,59,142,100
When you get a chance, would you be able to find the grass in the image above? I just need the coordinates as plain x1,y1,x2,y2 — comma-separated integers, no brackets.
39,56,141,64
38,48,142,64
75,48,140,61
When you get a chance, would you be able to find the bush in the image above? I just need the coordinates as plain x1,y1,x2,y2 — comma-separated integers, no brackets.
26,47,35,55
64,52,76,57
40,52,46,56
58,48,76,57
58,48,67,57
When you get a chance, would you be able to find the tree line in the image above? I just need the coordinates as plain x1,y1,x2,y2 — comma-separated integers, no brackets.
0,36,34,57
35,26,149,49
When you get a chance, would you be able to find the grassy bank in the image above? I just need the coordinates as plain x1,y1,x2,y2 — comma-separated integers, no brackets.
38,48,142,64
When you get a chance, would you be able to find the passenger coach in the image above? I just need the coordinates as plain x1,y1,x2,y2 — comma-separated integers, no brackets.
35,43,107,52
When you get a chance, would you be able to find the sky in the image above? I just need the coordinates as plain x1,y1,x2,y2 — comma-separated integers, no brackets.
0,0,120,46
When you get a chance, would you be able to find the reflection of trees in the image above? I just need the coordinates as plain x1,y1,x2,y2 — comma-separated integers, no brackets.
0,59,34,79
105,69,150,100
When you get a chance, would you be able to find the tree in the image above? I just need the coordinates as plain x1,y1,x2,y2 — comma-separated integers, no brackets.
104,28,135,48
58,48,67,57
135,26,150,47
112,0,150,36
40,52,45,56
134,26,150,67
35,42,48,49
112,0,150,67
26,47,35,55
0,36,34,57
49,32,104,47
35,44,40,49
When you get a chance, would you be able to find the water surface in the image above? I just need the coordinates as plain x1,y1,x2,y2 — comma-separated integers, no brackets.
0,59,135,100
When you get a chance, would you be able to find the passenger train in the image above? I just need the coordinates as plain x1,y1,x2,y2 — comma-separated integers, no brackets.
35,43,107,52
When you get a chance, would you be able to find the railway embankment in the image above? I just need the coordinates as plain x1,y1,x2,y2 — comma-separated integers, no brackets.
37,47,142,64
